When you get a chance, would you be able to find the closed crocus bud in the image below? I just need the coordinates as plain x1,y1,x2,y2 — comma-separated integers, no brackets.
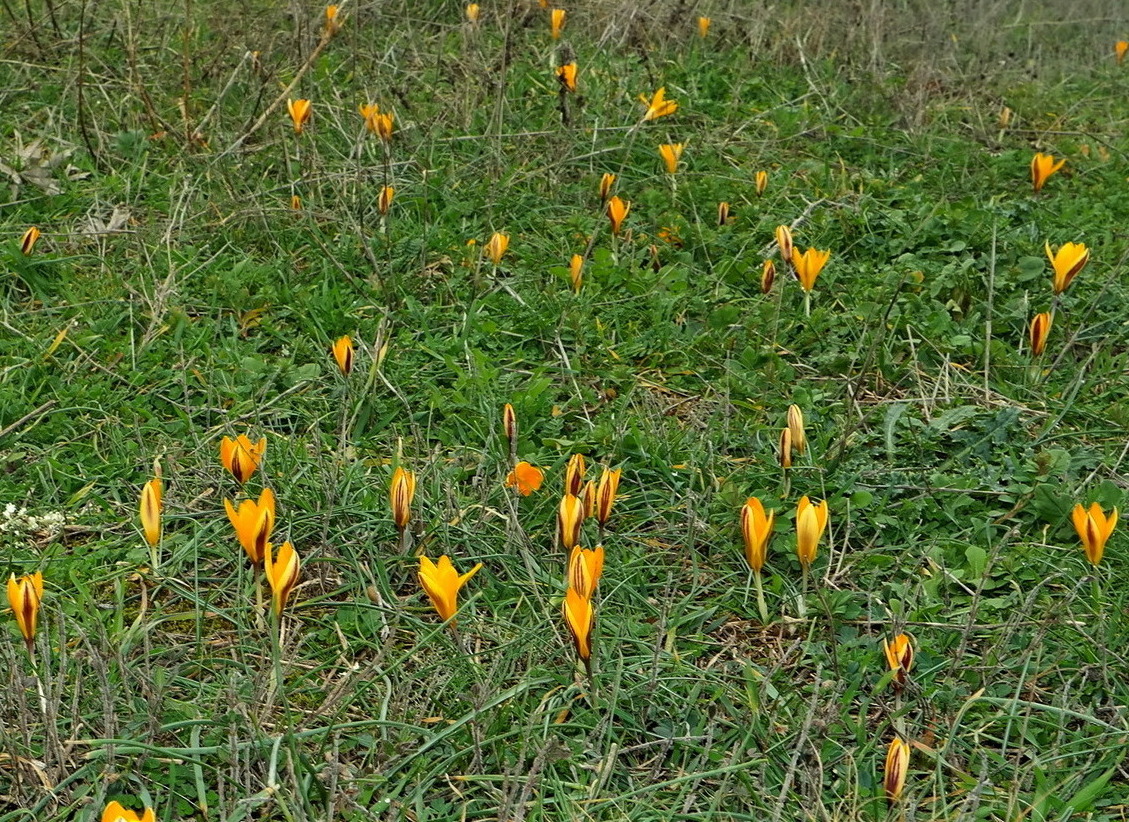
697,16,711,37
287,98,312,134
558,494,584,550
755,170,768,196
224,487,276,565
1028,312,1052,356
485,232,509,265
1117,41,1128,65
20,226,41,255
140,478,163,547
740,497,774,573
568,544,604,599
594,467,621,526
599,173,616,202
291,195,302,210
717,202,731,226
562,586,593,661
658,143,684,174
761,259,776,293
1045,241,1089,294
502,403,518,448
389,467,416,530
378,185,394,216
7,572,44,648
882,633,914,690
324,5,342,34
795,496,829,567
220,435,267,484
550,7,565,38
779,428,793,469
582,479,597,518
465,3,480,23
264,541,300,616
332,335,355,375
787,405,806,454
569,254,584,293
565,454,587,497
1030,152,1065,192
1072,502,1118,565
884,737,911,805
606,196,630,235
775,224,793,263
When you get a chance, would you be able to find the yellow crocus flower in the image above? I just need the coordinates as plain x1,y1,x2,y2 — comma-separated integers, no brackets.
795,496,829,567
1045,241,1089,294
1072,502,1117,565
418,554,482,623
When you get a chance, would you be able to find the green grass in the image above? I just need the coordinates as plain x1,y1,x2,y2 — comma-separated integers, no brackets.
3,1,1129,820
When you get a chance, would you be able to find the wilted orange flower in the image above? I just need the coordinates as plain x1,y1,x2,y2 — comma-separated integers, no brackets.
220,435,266,484
606,196,630,234
287,99,312,134
658,143,684,174
639,87,678,121
557,62,578,92
506,461,544,495
550,7,565,38
1030,152,1065,192
1028,312,1051,356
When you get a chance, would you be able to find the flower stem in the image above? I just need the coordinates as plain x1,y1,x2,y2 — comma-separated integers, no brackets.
754,570,769,625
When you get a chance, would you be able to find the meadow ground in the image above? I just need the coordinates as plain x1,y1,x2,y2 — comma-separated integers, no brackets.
2,1,1129,820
